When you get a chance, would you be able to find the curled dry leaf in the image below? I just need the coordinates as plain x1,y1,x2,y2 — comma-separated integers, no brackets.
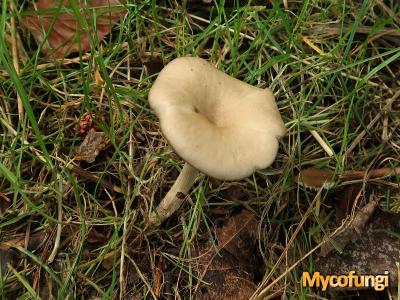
21,0,126,58
75,128,108,163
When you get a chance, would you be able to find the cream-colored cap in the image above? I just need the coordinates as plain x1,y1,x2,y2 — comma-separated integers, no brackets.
149,57,286,180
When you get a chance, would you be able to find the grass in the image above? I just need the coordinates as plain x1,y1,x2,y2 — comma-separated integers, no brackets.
0,0,400,299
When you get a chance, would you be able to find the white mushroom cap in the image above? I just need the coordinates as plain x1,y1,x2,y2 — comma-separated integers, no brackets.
149,57,286,181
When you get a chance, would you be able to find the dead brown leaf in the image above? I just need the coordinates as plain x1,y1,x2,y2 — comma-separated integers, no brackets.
21,0,126,59
295,168,333,189
1,231,48,252
86,227,108,243
193,210,260,300
215,210,258,261
316,209,400,288
74,128,108,163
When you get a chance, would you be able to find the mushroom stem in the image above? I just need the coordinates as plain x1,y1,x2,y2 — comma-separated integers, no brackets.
149,163,199,226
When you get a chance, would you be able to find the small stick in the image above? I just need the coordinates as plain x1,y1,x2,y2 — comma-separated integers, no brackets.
382,112,389,141
310,130,334,157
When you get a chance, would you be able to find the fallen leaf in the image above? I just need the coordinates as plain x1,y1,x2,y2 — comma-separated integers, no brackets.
78,112,95,134
220,185,251,201
1,231,48,252
74,128,108,163
316,209,400,288
295,168,334,189
215,210,258,261
101,251,117,270
193,210,260,299
86,227,108,243
21,0,126,58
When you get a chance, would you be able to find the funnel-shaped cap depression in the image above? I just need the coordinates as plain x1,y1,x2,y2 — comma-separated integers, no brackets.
149,57,286,181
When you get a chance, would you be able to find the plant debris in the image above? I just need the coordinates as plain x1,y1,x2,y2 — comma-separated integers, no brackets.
296,166,400,189
215,210,258,261
78,111,104,135
316,209,400,288
74,128,109,163
193,210,259,300
21,0,126,58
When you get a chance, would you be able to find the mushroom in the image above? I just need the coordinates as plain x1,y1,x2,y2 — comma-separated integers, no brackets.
148,57,286,226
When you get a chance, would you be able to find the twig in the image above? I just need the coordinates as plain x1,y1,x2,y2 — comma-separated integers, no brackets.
310,130,334,157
